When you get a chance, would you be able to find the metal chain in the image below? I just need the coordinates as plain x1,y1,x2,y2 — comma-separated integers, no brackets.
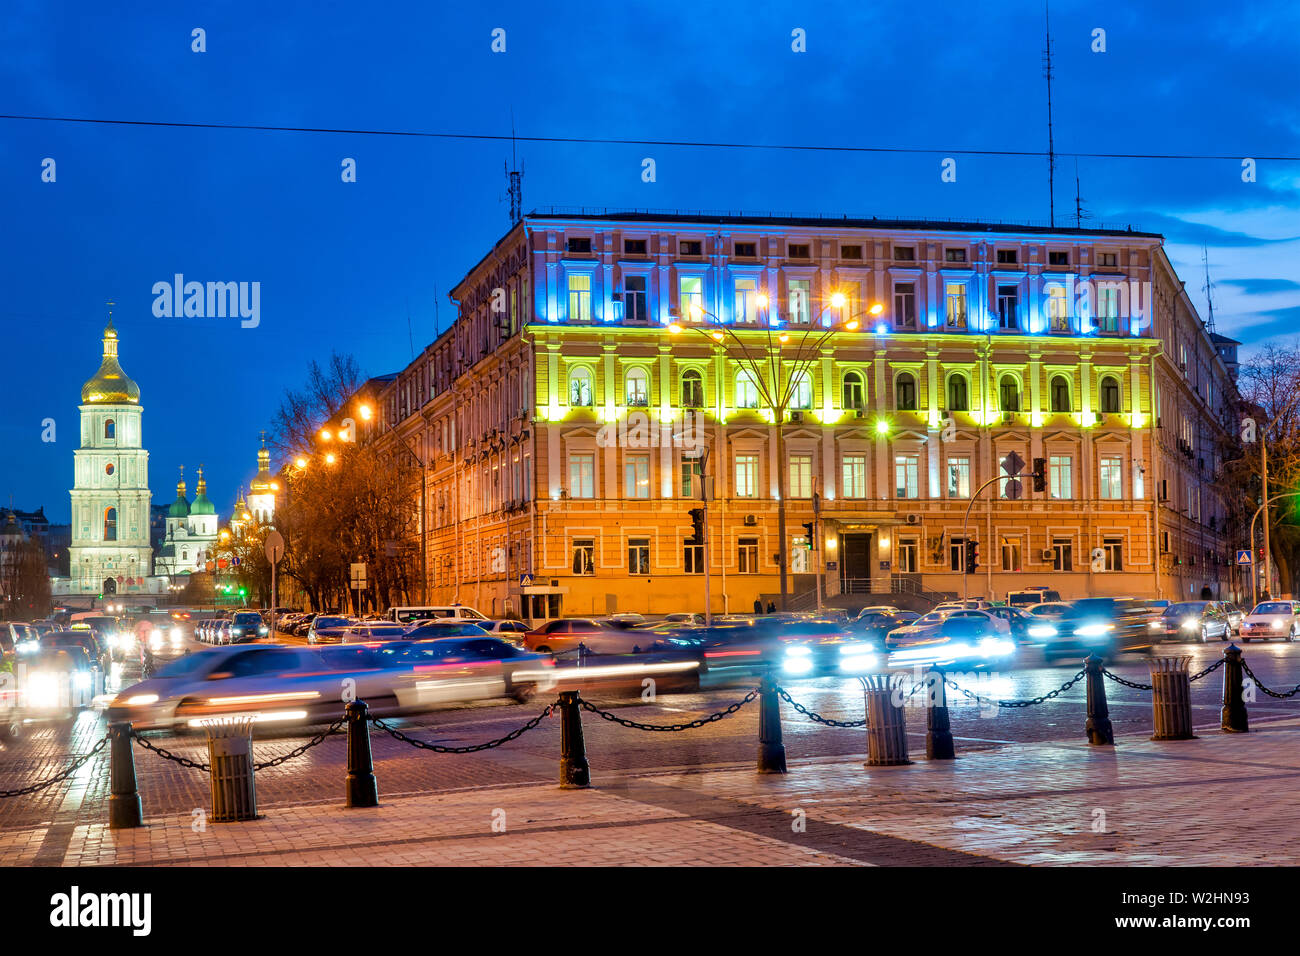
371,704,556,753
1189,658,1225,682
1102,669,1154,691
580,689,758,731
131,732,210,771
776,687,867,727
0,734,108,798
1241,661,1300,699
253,718,345,770
944,669,1086,709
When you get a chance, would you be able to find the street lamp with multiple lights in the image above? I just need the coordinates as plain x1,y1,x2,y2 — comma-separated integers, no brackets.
665,291,883,610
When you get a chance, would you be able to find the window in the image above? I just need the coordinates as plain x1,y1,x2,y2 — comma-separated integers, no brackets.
949,536,968,571
681,369,704,408
896,372,918,411
947,456,971,498
738,537,760,573
842,371,865,410
625,367,649,406
182,550,188,561
679,275,703,319
841,244,863,259
104,419,115,440
788,279,811,324
1048,250,1069,266
624,238,647,256
945,248,967,262
567,273,592,322
568,454,595,498
1100,375,1121,414
736,370,761,409
842,455,867,498
628,537,650,575
1052,536,1073,571
1100,456,1123,499
997,285,1019,330
1097,251,1118,268
1001,536,1023,572
567,237,592,254
894,282,916,329
572,538,595,575
734,241,757,257
624,454,650,498
734,277,759,323
897,538,919,572
947,374,969,412
1049,455,1073,499
680,239,703,256
997,249,1018,264
945,283,967,328
788,243,810,259
999,376,1020,412
1047,286,1069,331
681,457,699,499
790,372,812,409
684,541,704,573
1049,375,1071,413
569,367,593,407
1097,286,1119,333
735,454,758,497
623,276,647,324
103,507,117,542
895,454,919,499
789,455,812,498
1103,537,1123,571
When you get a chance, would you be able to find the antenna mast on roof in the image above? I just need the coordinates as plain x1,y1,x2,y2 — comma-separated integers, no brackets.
1043,0,1057,228
1202,245,1217,333
506,109,523,225
1073,158,1090,228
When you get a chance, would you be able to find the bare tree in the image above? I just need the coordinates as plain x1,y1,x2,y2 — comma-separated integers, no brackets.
267,353,365,459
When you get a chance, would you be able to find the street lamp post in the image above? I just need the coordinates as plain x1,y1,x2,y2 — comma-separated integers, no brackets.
1249,491,1300,606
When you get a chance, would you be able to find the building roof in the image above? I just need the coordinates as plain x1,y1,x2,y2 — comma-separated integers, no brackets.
1209,331,1242,346
81,318,141,405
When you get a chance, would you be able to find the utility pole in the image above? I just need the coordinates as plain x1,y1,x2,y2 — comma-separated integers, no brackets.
1043,0,1057,227
700,447,712,625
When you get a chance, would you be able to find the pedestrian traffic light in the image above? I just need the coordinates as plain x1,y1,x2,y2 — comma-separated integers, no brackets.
688,508,705,545
965,540,979,575
1032,457,1047,493
801,521,815,544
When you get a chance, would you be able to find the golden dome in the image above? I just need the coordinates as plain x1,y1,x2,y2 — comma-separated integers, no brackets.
81,319,140,405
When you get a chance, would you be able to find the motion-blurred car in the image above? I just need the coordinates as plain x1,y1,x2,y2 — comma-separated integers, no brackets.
521,619,630,655
852,608,920,647
660,612,705,626
1006,587,1063,607
1239,601,1299,642
1042,598,1157,662
885,613,1015,668
402,621,491,640
775,618,880,677
481,620,531,640
44,630,109,671
340,622,411,643
1153,601,1231,644
945,608,1012,637
21,645,98,716
983,605,1037,645
306,615,355,645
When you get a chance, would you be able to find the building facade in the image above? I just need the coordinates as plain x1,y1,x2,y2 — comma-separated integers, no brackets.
153,466,220,577
369,212,1239,618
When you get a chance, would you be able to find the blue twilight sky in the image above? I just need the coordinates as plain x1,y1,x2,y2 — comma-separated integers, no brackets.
2,0,1299,523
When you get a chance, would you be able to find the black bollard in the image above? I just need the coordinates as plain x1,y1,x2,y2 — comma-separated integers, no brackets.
108,721,143,829
1084,654,1115,746
1221,644,1249,733
344,700,379,808
757,669,788,774
925,667,956,760
558,691,591,788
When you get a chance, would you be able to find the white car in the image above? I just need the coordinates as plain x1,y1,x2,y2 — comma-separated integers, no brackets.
944,608,1013,638
934,600,993,613
884,611,1015,667
389,605,487,625
1239,601,1300,642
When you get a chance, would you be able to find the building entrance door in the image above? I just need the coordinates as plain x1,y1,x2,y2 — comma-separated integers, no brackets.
840,533,873,591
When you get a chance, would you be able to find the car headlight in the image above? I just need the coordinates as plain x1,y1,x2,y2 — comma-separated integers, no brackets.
124,694,159,706
258,626,268,635
1027,625,1057,639
1273,619,1286,631
978,638,1016,657
27,673,58,709
170,627,182,641
1181,619,1198,631
944,641,974,658
1075,623,1115,638
784,645,811,657
1148,621,1164,631
16,642,39,655
73,671,91,689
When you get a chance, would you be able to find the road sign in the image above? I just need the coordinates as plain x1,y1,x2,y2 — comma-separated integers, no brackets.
519,573,534,587
1237,549,1253,566
350,562,367,590
1001,451,1025,476
264,529,285,564
1004,478,1023,500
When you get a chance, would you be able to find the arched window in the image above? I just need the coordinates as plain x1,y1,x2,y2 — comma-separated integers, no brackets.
681,369,704,408
999,375,1021,412
104,419,115,440
1050,375,1071,413
790,372,812,409
896,373,918,411
568,367,593,407
182,550,188,561
842,371,865,410
947,374,969,412
625,367,649,406
1100,375,1121,414
736,370,761,409
103,507,117,542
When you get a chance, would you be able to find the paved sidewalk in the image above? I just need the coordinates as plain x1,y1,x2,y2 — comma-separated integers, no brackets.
5,716,1299,866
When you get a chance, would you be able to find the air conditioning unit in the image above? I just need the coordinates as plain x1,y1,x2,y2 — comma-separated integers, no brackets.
855,409,867,419
905,514,920,525
744,514,758,527
1001,413,1015,424
1040,548,1055,561
789,411,804,423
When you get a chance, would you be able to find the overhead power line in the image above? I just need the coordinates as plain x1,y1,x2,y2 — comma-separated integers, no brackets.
1,112,1297,163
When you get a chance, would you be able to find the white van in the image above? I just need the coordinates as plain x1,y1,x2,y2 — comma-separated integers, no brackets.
389,606,487,625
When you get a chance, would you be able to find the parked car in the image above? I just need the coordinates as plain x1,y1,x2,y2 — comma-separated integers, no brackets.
1152,601,1231,644
521,619,653,656
1007,587,1063,607
481,620,531,640
660,612,706,626
388,605,488,625
212,620,233,645
291,613,318,637
935,600,994,613
1239,601,1300,642
307,616,355,644
339,623,411,644
228,610,269,643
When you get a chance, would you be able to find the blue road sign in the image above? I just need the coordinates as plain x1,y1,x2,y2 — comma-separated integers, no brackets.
1237,550,1253,566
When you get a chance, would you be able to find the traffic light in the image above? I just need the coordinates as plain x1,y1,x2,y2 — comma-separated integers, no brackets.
1031,457,1047,493
965,540,979,575
688,508,705,545
801,521,815,544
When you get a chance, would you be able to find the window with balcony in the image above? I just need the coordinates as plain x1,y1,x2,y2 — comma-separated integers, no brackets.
997,285,1019,330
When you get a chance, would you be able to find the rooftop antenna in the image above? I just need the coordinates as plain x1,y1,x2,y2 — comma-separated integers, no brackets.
1042,0,1057,228
1202,245,1217,333
433,283,441,337
406,299,416,359
1073,158,1090,228
505,109,523,225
